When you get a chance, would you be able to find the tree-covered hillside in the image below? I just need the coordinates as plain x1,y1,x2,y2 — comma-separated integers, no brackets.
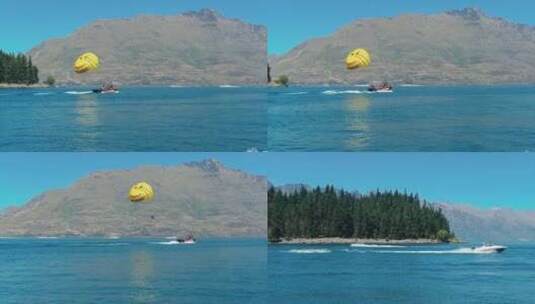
0,50,39,84
268,186,454,242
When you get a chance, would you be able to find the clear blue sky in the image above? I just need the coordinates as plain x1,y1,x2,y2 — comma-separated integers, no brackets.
1,153,535,210
1,0,535,54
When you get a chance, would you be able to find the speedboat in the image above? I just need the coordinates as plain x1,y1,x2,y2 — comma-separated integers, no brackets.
176,238,196,245
176,234,196,245
370,88,393,93
472,244,507,254
93,88,119,94
93,83,119,94
368,82,393,93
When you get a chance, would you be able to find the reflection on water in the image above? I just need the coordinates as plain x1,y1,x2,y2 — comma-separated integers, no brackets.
74,94,100,127
346,95,371,112
0,239,266,303
130,250,156,303
1,87,268,151
270,85,535,151
344,96,371,150
269,244,535,304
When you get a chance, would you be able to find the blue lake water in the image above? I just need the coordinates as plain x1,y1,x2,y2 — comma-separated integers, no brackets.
0,238,266,304
3,85,535,151
268,86,535,151
2,238,534,303
0,87,267,152
268,243,535,304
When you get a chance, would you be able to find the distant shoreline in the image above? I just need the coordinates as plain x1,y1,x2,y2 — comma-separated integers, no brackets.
0,234,267,239
0,83,50,89
271,237,444,245
3,83,534,89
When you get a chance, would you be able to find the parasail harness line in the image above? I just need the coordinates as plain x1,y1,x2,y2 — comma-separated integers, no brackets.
345,48,394,92
128,182,156,235
73,52,120,94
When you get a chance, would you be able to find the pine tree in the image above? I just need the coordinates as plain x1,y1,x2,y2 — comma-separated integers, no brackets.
0,56,5,83
0,50,40,84
32,66,39,84
27,57,33,84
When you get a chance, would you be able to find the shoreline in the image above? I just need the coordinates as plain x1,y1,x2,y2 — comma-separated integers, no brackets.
0,83,50,89
272,237,444,245
3,83,533,89
0,234,267,239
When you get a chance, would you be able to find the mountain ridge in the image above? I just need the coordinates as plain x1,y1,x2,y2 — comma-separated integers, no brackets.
0,160,267,237
272,7,535,85
28,9,267,85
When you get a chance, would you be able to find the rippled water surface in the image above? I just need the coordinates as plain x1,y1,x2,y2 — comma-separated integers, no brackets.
0,238,266,304
268,86,535,151
0,87,267,151
268,243,535,304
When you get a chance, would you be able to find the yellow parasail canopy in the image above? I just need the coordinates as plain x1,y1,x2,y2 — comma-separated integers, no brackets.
128,182,155,203
73,52,100,74
345,48,371,70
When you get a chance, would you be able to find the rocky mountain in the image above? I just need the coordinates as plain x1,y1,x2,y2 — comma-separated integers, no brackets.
29,9,267,85
0,160,267,237
272,8,535,84
438,204,535,243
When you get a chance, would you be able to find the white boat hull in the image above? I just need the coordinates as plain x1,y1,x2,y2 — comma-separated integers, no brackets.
472,245,507,254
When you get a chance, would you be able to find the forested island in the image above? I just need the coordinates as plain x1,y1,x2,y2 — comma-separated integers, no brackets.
268,186,455,243
0,50,39,85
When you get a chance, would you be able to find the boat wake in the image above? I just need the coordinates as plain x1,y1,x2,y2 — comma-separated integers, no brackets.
288,249,332,254
322,89,393,95
370,90,394,94
219,85,240,88
65,91,93,95
33,92,54,96
151,241,180,245
154,241,181,245
322,90,363,95
154,241,195,245
284,91,309,95
375,248,500,255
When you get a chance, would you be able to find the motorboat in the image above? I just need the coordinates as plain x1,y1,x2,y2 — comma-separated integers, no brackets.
176,234,196,245
368,82,393,93
472,244,507,254
93,82,119,94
